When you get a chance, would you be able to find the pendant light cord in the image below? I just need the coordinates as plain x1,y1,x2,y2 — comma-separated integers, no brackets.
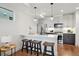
34,7,37,18
50,3,53,17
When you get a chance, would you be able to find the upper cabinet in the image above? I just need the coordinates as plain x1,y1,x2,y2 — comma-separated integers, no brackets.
53,14,75,28
63,14,75,28
40,13,75,28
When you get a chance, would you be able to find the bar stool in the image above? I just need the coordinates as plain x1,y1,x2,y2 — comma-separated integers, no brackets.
21,39,28,51
9,44,16,56
0,43,16,56
57,35,62,44
31,40,42,56
43,42,54,56
26,40,32,53
0,46,10,56
21,39,32,53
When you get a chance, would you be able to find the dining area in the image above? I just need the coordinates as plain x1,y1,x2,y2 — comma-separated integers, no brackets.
0,35,16,56
0,43,16,56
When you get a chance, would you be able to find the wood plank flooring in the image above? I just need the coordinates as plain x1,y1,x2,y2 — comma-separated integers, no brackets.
57,44,79,56
15,44,79,56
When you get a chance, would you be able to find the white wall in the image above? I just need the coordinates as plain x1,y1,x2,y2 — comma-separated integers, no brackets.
75,10,79,46
0,3,37,52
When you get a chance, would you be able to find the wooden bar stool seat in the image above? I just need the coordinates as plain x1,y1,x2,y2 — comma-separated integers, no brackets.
43,42,54,56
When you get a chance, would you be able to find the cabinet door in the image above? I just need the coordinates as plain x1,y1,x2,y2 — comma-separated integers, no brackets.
63,34,75,45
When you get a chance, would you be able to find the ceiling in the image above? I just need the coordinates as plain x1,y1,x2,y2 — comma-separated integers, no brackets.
24,3,79,18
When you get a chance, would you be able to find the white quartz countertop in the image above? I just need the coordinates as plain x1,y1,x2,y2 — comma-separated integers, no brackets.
25,34,58,39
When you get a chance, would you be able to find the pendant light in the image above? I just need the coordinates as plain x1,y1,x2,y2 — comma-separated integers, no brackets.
50,3,54,20
33,7,37,22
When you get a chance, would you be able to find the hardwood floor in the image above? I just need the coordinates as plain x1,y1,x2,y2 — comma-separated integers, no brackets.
15,50,43,56
57,44,79,56
15,44,79,56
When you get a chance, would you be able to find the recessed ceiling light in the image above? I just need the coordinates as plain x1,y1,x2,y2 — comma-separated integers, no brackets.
60,10,64,12
76,7,79,10
40,12,46,18
40,14,44,18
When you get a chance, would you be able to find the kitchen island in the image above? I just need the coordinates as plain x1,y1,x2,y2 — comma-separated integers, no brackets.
24,34,58,56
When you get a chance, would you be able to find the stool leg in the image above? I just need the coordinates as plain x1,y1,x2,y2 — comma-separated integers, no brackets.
22,41,24,51
37,44,39,56
4,52,5,56
0,50,1,56
43,46,47,56
39,44,42,54
14,48,16,56
11,48,13,56
34,44,36,55
30,42,31,50
26,42,28,53
51,47,54,56
31,43,33,55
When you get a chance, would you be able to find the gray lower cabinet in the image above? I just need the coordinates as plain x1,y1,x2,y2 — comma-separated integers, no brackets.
63,34,75,45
